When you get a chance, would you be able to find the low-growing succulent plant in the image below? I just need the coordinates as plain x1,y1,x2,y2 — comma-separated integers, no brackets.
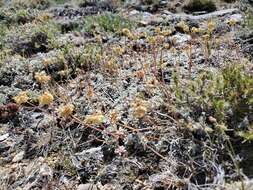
13,91,29,105
38,91,54,106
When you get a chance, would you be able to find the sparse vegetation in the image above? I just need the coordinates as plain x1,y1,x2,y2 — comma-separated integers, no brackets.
11,0,51,9
82,12,135,35
3,20,60,56
173,63,253,128
0,0,253,189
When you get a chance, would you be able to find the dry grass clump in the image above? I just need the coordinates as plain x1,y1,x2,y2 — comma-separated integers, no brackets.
0,1,251,188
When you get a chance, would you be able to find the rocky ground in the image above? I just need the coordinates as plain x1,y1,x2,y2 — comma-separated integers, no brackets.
0,0,253,189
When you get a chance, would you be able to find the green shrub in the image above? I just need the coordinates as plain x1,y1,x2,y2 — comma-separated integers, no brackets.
83,12,135,35
40,43,102,81
0,8,38,26
173,63,253,128
183,0,216,13
3,20,60,56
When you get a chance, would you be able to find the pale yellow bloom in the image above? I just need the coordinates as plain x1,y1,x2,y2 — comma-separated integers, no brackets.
95,35,102,43
177,21,189,33
191,27,200,34
133,105,147,118
36,13,52,22
39,91,54,106
207,21,215,33
147,36,156,45
132,98,148,118
58,104,74,118
105,58,118,73
155,26,161,34
161,29,172,36
34,71,51,84
122,28,133,39
13,91,29,105
227,19,236,26
85,112,105,125
42,58,53,66
113,46,124,56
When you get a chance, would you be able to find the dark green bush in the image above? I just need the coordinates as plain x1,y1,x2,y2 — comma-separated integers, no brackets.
183,0,216,13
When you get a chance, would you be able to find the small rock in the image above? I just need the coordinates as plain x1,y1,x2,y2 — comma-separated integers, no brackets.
0,133,9,142
40,163,53,177
77,183,97,190
170,33,191,44
12,151,25,163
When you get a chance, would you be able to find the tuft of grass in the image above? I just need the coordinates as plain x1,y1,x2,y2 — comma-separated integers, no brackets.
82,12,135,35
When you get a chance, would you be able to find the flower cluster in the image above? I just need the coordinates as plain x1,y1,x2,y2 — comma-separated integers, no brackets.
13,91,29,105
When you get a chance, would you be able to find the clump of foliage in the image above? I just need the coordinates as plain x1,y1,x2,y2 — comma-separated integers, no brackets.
183,0,216,13
40,43,102,81
11,0,51,9
3,20,60,56
82,12,135,35
173,63,253,128
0,8,38,25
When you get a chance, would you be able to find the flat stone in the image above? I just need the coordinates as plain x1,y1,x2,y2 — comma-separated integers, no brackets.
12,151,25,163
163,8,240,21
77,184,98,190
0,133,9,142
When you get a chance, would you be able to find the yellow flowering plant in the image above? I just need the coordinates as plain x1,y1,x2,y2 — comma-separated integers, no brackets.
13,91,29,105
84,112,105,125
35,71,51,84
191,27,200,34
176,21,189,33
58,104,74,118
207,20,215,34
131,98,148,119
38,91,54,106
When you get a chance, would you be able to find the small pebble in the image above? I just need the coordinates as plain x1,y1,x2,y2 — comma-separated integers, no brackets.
77,183,97,190
12,151,25,163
